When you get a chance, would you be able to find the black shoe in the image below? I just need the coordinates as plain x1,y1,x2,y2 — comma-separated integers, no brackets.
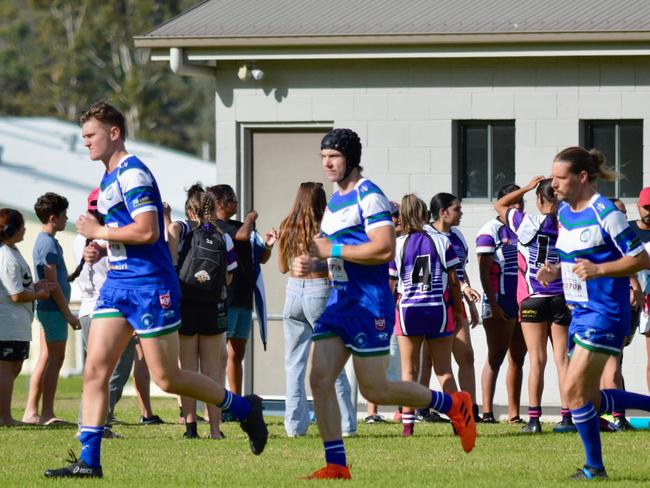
239,394,268,455
140,415,164,425
508,416,525,425
416,410,450,423
481,412,498,424
521,418,542,434
44,450,103,478
472,404,482,423
613,416,635,431
553,416,577,433
364,414,387,424
570,466,608,480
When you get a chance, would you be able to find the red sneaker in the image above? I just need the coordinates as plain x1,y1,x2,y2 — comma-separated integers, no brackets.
301,464,352,480
448,391,477,453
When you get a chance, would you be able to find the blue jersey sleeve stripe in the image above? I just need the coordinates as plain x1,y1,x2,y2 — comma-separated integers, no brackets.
327,224,366,241
124,186,154,199
366,211,391,224
105,202,127,218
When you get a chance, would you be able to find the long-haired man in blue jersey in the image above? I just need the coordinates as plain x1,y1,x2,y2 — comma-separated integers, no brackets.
44,101,267,478
538,146,650,480
295,129,476,480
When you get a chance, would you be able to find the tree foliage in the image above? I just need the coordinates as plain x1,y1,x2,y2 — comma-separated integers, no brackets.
0,0,213,156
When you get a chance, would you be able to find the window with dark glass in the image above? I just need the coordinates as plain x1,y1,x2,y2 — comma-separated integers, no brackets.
583,120,643,199
457,121,515,199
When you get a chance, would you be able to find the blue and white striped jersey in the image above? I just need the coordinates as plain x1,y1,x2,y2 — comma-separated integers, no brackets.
556,193,644,319
319,178,394,320
97,154,177,287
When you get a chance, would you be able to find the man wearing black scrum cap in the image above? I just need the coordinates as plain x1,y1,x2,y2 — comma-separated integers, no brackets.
292,129,476,480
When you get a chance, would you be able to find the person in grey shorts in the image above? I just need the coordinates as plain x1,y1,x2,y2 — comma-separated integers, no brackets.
277,182,357,437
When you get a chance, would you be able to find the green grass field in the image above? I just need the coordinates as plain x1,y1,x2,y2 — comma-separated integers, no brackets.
2,377,650,486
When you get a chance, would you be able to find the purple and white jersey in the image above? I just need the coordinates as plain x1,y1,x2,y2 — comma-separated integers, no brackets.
505,209,562,300
476,218,518,297
395,229,459,335
428,225,469,283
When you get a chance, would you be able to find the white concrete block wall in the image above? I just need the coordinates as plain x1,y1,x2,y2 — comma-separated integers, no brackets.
214,57,650,408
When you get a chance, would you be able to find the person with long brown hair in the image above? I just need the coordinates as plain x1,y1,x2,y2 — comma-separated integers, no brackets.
277,182,356,438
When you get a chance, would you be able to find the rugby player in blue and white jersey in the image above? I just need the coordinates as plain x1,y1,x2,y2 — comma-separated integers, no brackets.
45,101,267,479
297,129,476,480
537,146,650,480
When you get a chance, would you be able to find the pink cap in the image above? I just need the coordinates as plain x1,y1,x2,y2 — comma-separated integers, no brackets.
639,188,650,207
87,188,100,212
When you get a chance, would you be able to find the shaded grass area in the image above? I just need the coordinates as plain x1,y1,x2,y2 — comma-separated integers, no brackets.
2,377,650,486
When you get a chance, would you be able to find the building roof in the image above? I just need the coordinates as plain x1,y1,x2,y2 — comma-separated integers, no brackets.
135,0,650,48
0,117,216,222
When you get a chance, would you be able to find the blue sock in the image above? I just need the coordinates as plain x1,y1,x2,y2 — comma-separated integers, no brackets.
600,389,650,414
218,390,251,421
429,390,452,414
324,440,346,467
79,426,104,468
571,403,604,470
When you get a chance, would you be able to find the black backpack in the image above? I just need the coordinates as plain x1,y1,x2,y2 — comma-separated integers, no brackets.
177,224,227,304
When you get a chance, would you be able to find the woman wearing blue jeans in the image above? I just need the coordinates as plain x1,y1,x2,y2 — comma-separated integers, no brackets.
277,182,356,437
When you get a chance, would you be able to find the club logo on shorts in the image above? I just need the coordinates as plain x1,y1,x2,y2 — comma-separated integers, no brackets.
354,332,368,347
159,293,171,309
141,314,154,327
375,318,386,331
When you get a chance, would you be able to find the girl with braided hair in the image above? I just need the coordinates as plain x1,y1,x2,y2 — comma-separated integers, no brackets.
176,190,238,439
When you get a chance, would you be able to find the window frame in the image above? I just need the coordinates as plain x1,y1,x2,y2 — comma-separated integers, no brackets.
580,119,644,199
454,119,516,202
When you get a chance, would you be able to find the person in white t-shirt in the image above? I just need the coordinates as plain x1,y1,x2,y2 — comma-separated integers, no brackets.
0,208,55,425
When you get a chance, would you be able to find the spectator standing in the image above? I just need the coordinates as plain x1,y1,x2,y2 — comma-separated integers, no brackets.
0,209,55,426
23,193,81,425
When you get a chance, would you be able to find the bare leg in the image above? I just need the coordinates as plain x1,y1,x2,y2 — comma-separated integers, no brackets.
419,343,432,387
481,317,515,415
22,329,47,423
82,319,135,427
521,322,549,411
398,335,424,413
179,335,199,424
0,360,23,425
199,333,227,438
133,338,155,418
427,335,457,394
506,321,526,420
550,323,570,408
453,321,476,402
310,337,350,442
40,340,66,423
226,338,247,395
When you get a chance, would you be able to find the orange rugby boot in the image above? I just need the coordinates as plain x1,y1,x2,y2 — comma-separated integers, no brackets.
448,391,477,453
301,464,352,480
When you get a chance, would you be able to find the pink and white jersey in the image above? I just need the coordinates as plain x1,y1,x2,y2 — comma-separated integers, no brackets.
505,209,562,303
475,218,518,297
